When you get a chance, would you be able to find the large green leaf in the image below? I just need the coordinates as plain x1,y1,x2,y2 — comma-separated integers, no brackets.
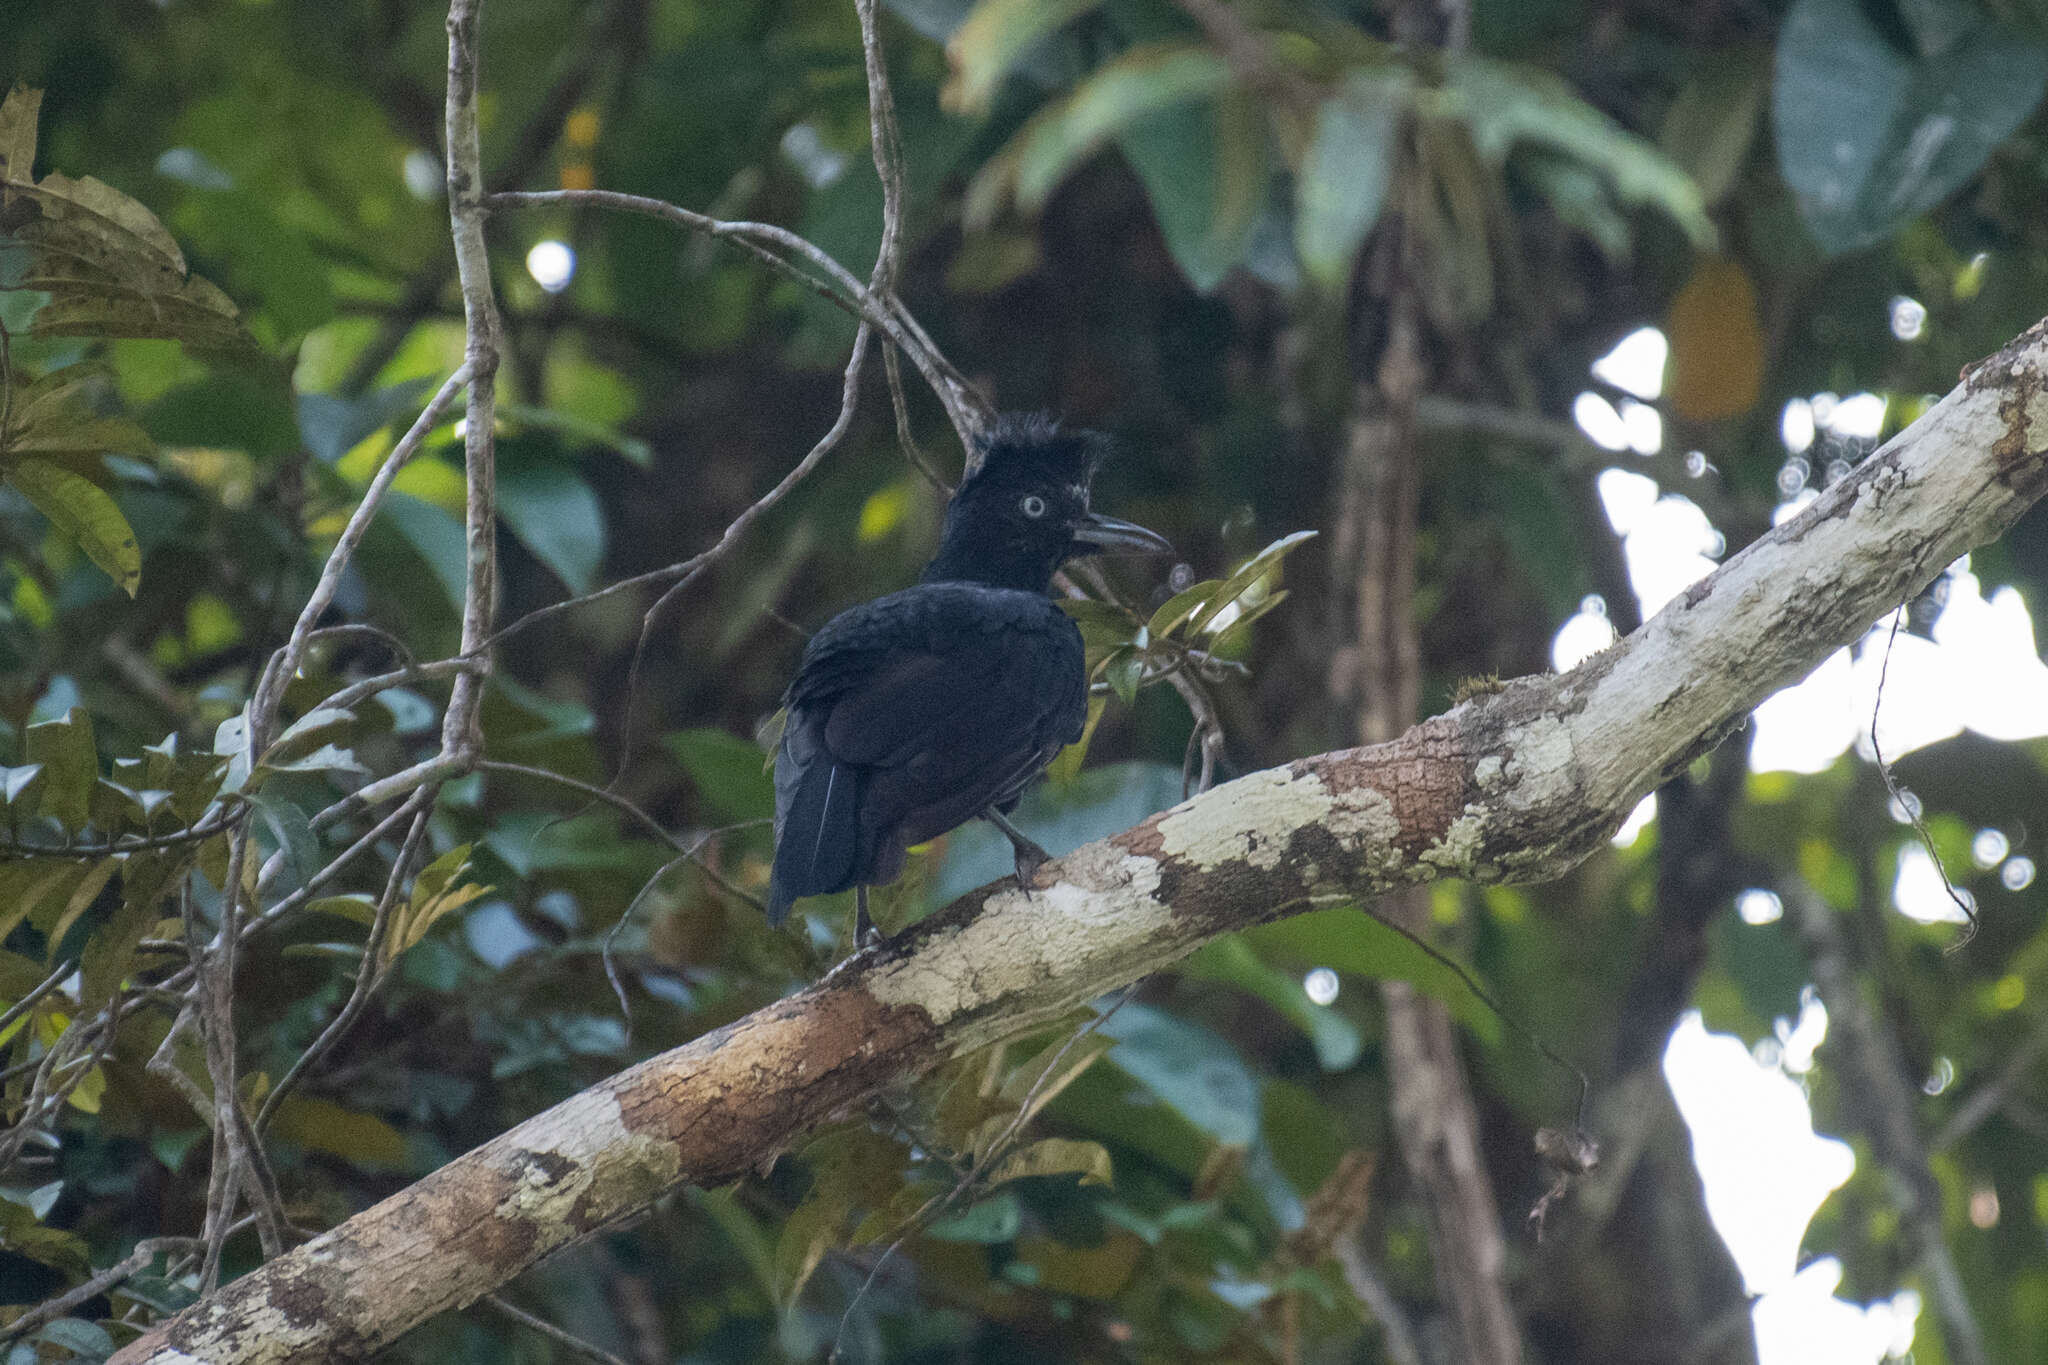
1098,1001,1260,1146
944,0,1108,113
1188,529,1317,637
0,367,152,471
1007,44,1231,213
1295,69,1412,291
1118,91,1271,293
663,727,776,823
1442,55,1715,248
496,455,606,594
1774,0,2048,253
295,378,435,466
380,492,469,612
0,89,250,354
23,707,97,832
5,459,142,596
1659,48,1768,207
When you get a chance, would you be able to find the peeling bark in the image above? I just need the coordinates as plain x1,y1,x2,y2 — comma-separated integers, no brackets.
109,319,2048,1365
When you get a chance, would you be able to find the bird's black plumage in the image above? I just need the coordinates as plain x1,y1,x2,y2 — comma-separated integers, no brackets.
767,415,1168,932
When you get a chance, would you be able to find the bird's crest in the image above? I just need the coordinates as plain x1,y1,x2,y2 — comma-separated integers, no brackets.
959,413,1105,498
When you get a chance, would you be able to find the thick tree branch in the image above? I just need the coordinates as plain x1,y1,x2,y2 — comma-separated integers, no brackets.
107,320,2048,1365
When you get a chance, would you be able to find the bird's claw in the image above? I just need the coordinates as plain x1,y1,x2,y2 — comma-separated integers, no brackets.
1011,838,1050,889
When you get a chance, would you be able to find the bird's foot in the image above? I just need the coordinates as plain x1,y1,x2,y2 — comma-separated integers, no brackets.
983,807,1053,890
1010,837,1051,888
852,886,892,954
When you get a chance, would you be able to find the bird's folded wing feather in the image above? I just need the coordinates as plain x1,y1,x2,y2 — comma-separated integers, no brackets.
790,590,1085,792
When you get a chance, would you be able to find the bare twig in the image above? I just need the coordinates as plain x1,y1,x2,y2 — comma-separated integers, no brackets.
342,0,646,394
488,189,988,453
441,0,504,761
0,1238,205,1347
478,759,692,851
1868,610,1977,944
247,365,471,755
0,960,74,1040
1934,1011,2048,1152
481,1295,632,1365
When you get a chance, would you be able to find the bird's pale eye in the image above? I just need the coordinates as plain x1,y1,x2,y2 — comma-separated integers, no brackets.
1020,494,1048,519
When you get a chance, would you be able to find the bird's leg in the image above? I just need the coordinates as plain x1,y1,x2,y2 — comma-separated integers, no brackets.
853,884,884,950
983,807,1053,887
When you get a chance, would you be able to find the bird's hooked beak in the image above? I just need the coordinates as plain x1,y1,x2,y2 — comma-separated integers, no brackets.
1069,510,1173,557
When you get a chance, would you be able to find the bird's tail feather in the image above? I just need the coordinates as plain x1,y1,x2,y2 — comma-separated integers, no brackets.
768,759,859,925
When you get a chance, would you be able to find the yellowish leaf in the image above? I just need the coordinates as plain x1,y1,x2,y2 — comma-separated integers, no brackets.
5,459,142,595
1667,257,1764,422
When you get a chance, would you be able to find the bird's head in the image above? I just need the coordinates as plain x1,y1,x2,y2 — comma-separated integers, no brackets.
923,414,1171,590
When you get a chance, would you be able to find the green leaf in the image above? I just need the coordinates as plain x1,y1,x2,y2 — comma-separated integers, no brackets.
5,459,142,595
2,762,46,812
1188,529,1317,637
664,728,775,823
267,1095,409,1169
303,894,377,927
1099,1001,1260,1146
927,1189,1023,1243
0,1199,90,1278
380,492,469,612
24,707,96,831
1148,579,1224,638
1006,44,1231,213
1295,69,1411,291
1443,55,1716,248
1103,645,1144,704
1773,0,2047,253
688,1188,781,1305
944,0,1109,114
262,706,357,763
1045,692,1107,785
773,1124,908,1304
0,89,249,355
390,843,491,961
32,1317,115,1361
79,850,182,1009
45,855,119,954
1059,596,1138,676
1119,91,1271,293
256,742,368,778
295,378,435,466
1659,49,1768,207
983,1136,1115,1188
1207,588,1289,655
0,859,93,947
1,366,153,468
496,456,606,594
246,793,319,889
497,402,650,468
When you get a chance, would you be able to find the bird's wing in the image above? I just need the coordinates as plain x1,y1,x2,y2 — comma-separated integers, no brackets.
784,588,1084,858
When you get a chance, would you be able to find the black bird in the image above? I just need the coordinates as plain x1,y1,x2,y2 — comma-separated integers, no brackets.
768,415,1170,942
